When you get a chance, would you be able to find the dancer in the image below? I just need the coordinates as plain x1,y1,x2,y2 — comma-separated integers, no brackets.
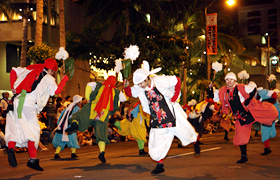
124,61,198,174
52,95,83,159
114,102,150,155
5,58,68,171
210,104,232,141
255,87,278,155
66,76,127,163
208,72,278,163
187,99,215,145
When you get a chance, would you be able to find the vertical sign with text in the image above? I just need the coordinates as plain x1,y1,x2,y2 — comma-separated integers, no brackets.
206,13,217,55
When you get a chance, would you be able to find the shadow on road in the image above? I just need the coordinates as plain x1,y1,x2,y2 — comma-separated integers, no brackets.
0,173,41,180
63,163,150,174
151,173,216,180
247,163,280,178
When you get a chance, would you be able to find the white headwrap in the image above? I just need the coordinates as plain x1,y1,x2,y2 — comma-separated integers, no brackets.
73,95,83,104
133,60,162,84
225,72,237,81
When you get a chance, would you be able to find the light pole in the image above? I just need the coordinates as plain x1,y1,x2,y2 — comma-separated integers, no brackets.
265,32,275,75
205,8,211,81
267,33,271,75
205,0,235,80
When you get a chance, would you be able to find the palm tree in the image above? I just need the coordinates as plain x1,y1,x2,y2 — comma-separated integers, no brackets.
161,0,200,104
59,0,65,48
85,0,147,37
35,0,43,45
36,0,58,46
181,13,198,104
7,1,37,67
20,11,28,67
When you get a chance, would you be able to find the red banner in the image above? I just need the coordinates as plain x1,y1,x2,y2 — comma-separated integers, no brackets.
206,13,217,55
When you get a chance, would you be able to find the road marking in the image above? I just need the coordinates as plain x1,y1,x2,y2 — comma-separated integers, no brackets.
227,165,242,169
167,147,222,159
74,175,84,178
200,136,222,140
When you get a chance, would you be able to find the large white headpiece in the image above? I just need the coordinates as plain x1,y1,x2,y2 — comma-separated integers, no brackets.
133,60,161,84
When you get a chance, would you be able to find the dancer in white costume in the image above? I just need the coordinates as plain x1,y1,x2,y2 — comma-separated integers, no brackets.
124,61,198,174
5,58,68,171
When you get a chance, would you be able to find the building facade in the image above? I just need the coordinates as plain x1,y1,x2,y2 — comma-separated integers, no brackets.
0,0,90,97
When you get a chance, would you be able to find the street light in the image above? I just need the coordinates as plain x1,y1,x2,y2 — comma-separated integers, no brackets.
226,0,236,6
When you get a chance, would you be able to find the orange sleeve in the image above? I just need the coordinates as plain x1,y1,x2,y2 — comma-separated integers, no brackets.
55,75,69,95
171,77,181,102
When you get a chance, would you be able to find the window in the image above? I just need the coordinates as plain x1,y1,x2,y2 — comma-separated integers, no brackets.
6,43,21,73
268,9,277,15
247,18,260,25
247,11,260,17
268,15,277,22
248,25,261,34
268,23,277,29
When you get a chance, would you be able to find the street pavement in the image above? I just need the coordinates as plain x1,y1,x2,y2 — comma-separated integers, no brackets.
1,128,280,180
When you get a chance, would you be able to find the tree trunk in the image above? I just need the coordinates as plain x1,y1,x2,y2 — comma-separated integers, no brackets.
182,23,189,105
35,0,43,45
59,0,65,48
125,5,130,36
47,0,51,45
20,15,28,67
182,66,187,105
59,0,66,97
59,0,65,75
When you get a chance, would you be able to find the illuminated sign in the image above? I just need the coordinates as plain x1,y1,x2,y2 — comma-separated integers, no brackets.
206,13,218,55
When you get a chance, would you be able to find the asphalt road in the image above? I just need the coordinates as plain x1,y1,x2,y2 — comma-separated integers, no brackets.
1,128,280,180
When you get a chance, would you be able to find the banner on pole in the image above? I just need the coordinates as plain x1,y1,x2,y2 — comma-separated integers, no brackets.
206,13,217,55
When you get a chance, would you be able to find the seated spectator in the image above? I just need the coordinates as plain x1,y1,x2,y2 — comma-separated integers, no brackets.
55,102,65,125
0,126,5,149
63,95,72,107
38,142,48,151
38,110,48,127
81,98,88,107
77,126,96,146
204,119,215,134
109,111,124,142
38,121,49,151
0,116,5,134
108,125,119,143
